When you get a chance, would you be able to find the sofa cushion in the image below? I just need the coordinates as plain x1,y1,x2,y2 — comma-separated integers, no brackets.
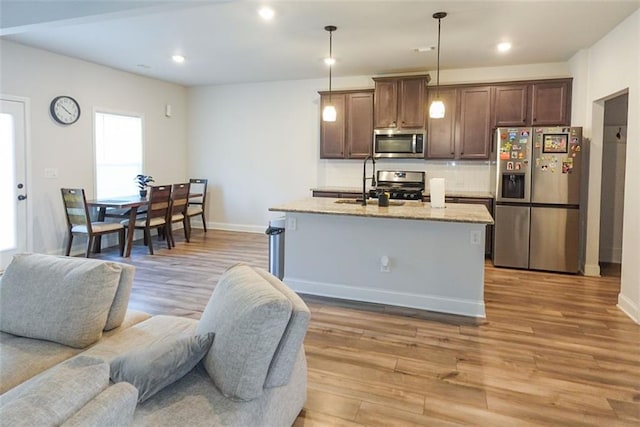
0,331,83,394
196,264,292,401
254,267,310,388
0,253,121,348
62,382,138,427
0,356,109,426
104,262,136,331
110,333,215,402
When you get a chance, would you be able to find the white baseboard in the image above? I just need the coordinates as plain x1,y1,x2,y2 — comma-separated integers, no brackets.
583,263,601,277
284,277,486,318
617,293,640,324
208,222,264,234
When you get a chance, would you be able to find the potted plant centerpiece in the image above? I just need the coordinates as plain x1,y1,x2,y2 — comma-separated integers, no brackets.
135,174,154,198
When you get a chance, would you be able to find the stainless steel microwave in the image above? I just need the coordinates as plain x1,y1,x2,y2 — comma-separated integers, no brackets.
373,129,425,158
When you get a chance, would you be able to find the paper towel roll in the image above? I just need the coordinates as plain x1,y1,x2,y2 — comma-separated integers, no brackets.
430,178,445,208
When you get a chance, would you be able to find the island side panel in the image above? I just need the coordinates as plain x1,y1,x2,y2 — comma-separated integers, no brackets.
282,212,486,318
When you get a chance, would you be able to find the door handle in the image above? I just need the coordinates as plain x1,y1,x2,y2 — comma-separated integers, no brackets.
17,194,27,201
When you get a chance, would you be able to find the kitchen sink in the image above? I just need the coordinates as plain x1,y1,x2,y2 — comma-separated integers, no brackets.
334,199,405,206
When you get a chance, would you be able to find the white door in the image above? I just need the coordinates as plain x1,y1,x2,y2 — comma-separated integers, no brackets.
0,98,29,269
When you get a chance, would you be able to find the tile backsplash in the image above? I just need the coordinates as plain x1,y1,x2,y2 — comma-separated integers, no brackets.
318,159,495,193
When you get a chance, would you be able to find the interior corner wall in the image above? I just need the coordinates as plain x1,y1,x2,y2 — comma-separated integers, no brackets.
0,40,189,255
569,9,640,323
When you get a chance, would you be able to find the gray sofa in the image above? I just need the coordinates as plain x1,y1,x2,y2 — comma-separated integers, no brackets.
0,254,310,426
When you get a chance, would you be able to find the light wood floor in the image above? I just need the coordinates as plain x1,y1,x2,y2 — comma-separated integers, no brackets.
94,230,640,426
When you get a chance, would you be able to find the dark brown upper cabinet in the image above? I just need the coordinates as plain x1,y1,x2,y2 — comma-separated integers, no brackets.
373,76,428,129
493,84,529,127
493,79,572,127
426,87,457,159
319,90,373,159
426,85,492,160
530,80,571,126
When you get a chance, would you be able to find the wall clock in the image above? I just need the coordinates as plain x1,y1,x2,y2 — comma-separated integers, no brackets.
50,96,81,125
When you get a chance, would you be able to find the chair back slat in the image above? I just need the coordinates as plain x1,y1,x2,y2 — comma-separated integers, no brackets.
188,178,208,206
61,188,91,230
171,183,191,216
146,185,171,225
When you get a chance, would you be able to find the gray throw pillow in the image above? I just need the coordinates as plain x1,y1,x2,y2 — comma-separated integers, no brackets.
110,333,215,403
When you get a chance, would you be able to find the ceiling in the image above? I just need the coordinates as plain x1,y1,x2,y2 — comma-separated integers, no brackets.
2,1,638,87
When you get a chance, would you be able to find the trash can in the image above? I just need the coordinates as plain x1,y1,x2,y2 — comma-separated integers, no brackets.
266,217,285,279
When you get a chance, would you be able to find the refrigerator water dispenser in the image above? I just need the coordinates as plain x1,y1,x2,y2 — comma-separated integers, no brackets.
501,173,525,199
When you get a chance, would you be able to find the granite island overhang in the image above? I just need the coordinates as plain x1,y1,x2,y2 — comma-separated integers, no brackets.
269,198,494,318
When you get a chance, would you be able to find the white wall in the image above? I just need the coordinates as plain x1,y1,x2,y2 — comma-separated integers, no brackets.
0,40,189,254
569,9,639,323
599,125,627,263
187,62,570,232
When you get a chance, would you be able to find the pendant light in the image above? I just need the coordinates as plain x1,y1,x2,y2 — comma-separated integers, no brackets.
429,12,447,119
322,25,337,122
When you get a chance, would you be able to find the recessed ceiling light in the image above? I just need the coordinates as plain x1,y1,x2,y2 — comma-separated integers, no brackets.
172,54,185,63
324,57,335,66
497,42,512,53
258,6,275,21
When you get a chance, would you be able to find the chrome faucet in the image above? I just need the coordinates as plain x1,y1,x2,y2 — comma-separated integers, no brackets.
362,155,377,206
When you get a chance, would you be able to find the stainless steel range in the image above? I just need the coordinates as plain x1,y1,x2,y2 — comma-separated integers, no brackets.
369,170,425,200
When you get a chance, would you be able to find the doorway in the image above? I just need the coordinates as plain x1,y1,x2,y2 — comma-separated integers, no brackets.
598,93,628,277
0,97,29,269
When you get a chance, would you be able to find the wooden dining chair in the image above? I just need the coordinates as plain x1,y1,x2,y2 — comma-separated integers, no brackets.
167,182,191,247
60,188,125,257
186,178,208,233
121,185,171,255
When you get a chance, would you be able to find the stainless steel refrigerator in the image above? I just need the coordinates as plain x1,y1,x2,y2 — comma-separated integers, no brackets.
493,127,583,273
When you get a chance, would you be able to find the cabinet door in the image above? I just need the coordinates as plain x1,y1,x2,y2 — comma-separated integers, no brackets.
374,80,398,128
346,92,374,158
398,78,426,128
320,94,346,159
531,80,571,126
458,86,492,159
493,85,528,126
426,87,457,159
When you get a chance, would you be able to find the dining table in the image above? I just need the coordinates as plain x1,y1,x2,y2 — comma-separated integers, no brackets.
87,192,203,257
86,195,149,257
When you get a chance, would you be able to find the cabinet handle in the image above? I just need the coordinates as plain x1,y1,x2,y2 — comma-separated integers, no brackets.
522,119,526,123
533,118,537,122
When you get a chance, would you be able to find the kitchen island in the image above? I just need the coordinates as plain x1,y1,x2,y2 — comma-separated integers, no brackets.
269,198,494,318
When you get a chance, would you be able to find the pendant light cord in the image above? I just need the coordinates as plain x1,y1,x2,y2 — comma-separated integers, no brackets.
436,16,441,98
328,29,333,102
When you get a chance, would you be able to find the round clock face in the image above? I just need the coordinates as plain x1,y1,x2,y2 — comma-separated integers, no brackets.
50,96,81,125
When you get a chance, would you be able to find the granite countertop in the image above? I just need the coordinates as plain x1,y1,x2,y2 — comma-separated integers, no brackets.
270,197,494,224
311,186,494,199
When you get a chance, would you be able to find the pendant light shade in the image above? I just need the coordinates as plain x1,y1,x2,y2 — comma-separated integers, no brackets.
322,105,337,121
429,99,445,119
429,12,447,119
322,25,337,122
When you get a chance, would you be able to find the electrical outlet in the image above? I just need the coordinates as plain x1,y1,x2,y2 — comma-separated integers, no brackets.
287,217,297,231
470,230,481,245
44,168,58,179
380,255,390,273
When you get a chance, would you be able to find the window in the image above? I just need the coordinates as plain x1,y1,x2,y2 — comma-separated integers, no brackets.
94,112,143,198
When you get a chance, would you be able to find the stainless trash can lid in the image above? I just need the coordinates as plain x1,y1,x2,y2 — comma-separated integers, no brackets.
266,217,286,235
